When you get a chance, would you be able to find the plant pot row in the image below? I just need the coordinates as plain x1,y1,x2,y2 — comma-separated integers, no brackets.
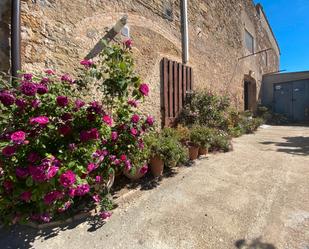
122,145,209,181
188,145,208,160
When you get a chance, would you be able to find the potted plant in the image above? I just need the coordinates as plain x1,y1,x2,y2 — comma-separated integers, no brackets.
123,163,148,181
144,133,164,177
189,125,212,156
174,125,190,145
145,130,188,176
123,148,149,181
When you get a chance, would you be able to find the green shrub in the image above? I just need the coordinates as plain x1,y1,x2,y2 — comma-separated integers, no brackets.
177,91,230,129
174,125,190,144
145,131,188,167
257,105,289,125
209,130,231,152
189,125,213,148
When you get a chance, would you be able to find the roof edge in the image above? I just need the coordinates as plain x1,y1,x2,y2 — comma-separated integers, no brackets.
255,3,281,55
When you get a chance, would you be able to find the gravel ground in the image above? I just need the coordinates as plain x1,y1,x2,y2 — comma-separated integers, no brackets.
1,125,309,249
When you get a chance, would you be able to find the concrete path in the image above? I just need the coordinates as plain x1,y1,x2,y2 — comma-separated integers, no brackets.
1,125,309,249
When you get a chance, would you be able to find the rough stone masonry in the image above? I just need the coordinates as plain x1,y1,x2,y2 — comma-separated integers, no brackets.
0,0,280,123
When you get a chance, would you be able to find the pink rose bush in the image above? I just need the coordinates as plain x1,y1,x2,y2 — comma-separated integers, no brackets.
0,39,154,226
0,70,114,225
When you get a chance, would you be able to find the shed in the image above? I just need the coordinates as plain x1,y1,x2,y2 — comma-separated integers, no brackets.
261,71,309,122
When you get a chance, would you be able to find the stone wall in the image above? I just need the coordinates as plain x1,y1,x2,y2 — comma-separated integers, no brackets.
0,0,280,123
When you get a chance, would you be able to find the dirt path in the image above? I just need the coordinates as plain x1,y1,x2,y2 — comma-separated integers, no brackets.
1,125,309,249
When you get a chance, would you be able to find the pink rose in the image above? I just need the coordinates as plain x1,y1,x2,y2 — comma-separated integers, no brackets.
75,184,90,196
15,99,27,109
37,84,48,94
124,39,133,49
90,128,99,140
56,96,69,107
20,82,37,96
0,91,15,106
100,211,112,220
3,180,13,192
20,191,32,202
87,163,98,173
102,115,113,126
68,188,76,198
61,74,73,84
30,116,49,125
58,125,72,136
80,59,94,68
2,146,16,157
95,176,101,183
146,116,154,126
131,114,140,123
111,131,118,141
45,69,55,75
130,128,138,136
40,77,50,84
31,99,41,109
125,160,131,171
11,131,26,144
120,154,127,161
47,165,59,179
139,165,148,175
139,83,149,96
23,73,33,81
16,167,29,179
128,99,138,107
44,191,64,205
40,213,51,223
92,194,101,203
29,165,47,182
59,170,76,188
75,99,85,109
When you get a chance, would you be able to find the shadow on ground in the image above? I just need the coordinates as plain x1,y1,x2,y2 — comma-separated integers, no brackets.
260,136,309,156
0,215,108,249
111,167,179,194
235,238,276,249
0,159,203,249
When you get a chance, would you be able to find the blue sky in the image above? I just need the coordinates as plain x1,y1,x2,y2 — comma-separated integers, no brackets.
255,0,309,72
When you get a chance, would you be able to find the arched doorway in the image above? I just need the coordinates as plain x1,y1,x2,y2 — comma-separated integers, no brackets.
243,75,257,112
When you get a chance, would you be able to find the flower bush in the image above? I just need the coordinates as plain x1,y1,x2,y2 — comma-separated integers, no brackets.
177,91,230,129
0,39,154,225
145,130,188,167
189,125,213,149
77,39,155,177
0,71,113,225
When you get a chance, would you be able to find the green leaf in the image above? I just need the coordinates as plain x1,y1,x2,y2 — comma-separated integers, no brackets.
26,177,33,187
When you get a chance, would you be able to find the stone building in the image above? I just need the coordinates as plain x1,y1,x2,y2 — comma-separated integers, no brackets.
0,0,280,126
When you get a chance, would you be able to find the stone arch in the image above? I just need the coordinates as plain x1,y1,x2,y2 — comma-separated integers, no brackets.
243,75,257,112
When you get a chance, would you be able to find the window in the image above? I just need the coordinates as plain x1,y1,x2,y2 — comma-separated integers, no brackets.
163,0,174,21
245,29,254,54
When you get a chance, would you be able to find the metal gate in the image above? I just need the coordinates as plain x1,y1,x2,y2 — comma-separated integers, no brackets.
161,58,193,127
274,80,309,122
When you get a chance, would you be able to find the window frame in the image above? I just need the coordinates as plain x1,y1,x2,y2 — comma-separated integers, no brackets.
244,29,254,54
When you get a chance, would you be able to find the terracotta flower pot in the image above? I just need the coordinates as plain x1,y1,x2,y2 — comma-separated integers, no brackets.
150,156,164,177
198,147,209,156
188,145,199,160
123,166,146,181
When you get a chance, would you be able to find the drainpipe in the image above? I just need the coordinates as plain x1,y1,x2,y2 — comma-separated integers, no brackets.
11,0,21,79
181,0,189,64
